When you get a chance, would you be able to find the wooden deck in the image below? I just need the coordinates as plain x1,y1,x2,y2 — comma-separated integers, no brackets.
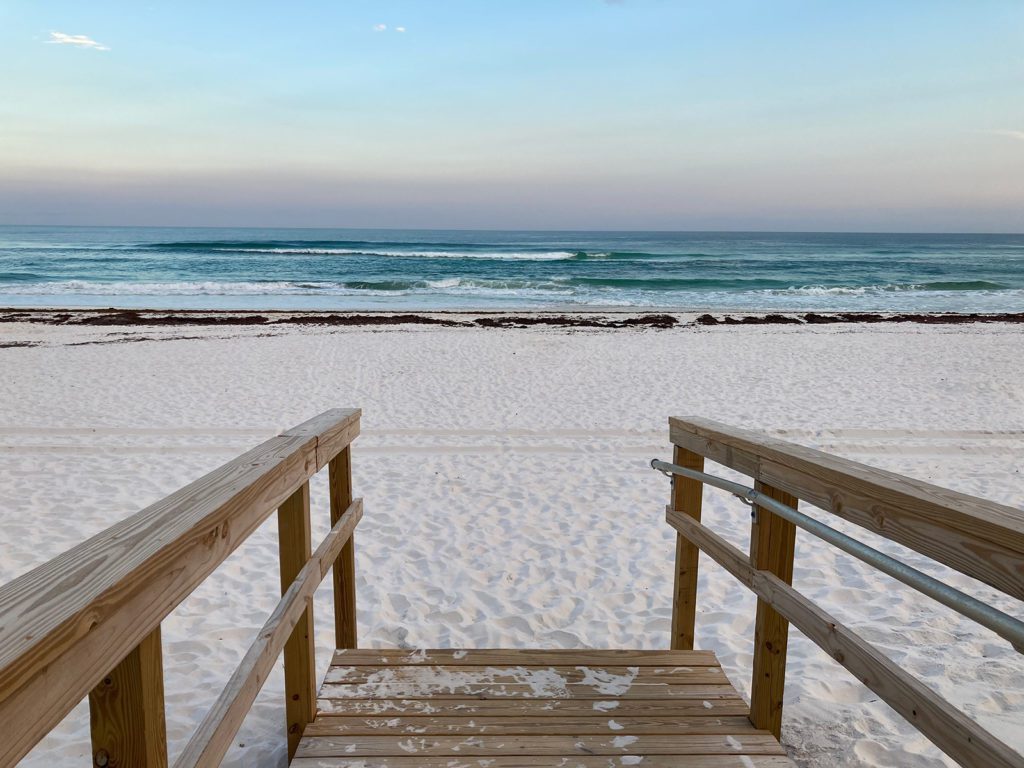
292,648,796,767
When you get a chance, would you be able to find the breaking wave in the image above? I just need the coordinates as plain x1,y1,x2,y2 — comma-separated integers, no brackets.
3,228,1023,311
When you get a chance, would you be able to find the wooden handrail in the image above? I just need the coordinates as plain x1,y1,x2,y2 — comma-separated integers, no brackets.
0,408,360,766
666,507,1024,768
664,417,1024,768
669,416,1024,600
175,499,363,768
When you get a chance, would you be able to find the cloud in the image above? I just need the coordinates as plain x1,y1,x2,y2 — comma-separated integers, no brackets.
395,26,406,33
47,31,109,51
983,129,1024,142
373,23,387,32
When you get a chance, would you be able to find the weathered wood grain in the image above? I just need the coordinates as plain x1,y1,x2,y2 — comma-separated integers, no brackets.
329,447,357,649
279,482,316,760
324,665,728,686
174,499,362,768
0,409,359,766
331,649,720,666
748,481,799,739
296,733,786,758
305,714,758,736
666,507,1024,768
320,682,739,700
304,647,793,763
284,409,362,471
291,758,797,768
88,626,167,768
669,416,1024,600
670,444,705,651
316,696,750,717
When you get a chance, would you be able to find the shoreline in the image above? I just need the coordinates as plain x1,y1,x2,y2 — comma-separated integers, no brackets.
3,307,1024,330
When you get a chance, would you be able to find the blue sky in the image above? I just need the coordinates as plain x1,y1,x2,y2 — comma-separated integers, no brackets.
1,1,1023,230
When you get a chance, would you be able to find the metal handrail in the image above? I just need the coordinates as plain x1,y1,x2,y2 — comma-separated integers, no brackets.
651,458,1024,653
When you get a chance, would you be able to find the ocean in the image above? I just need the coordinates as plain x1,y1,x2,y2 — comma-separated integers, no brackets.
1,226,1022,313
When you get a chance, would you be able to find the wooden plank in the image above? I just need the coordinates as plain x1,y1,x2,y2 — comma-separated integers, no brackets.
0,409,360,766
329,448,357,649
174,500,362,768
331,649,720,666
279,482,316,761
291,757,798,768
316,697,750,717
670,444,705,651
320,683,739,700
284,408,362,471
324,665,729,686
296,733,787,758
305,714,759,736
666,507,1024,768
669,416,1024,600
748,482,799,739
88,626,167,768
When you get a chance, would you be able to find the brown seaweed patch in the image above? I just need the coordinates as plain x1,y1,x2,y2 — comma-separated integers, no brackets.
271,314,468,327
474,314,677,329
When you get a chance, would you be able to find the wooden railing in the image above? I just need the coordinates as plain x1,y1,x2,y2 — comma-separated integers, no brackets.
665,416,1024,768
0,409,362,768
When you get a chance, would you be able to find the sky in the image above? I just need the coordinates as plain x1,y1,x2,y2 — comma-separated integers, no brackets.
1,1,1023,231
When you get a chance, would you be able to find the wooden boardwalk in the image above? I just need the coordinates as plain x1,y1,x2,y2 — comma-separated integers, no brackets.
1,410,1020,767
292,648,796,767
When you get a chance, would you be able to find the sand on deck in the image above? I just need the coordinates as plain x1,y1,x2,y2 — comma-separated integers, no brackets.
0,318,1022,767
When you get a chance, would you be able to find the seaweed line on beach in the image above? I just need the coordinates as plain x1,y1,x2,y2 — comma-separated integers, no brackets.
1,309,1024,333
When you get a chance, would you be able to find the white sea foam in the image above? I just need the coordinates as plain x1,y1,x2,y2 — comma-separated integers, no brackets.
0,279,574,299
215,247,580,260
2,279,1023,314
760,283,1014,297
0,280,329,296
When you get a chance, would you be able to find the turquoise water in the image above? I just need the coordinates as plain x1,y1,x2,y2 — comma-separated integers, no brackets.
1,226,1022,312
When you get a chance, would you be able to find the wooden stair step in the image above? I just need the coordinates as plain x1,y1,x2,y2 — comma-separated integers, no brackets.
332,648,721,666
293,757,798,768
297,648,796,766
316,697,750,717
305,714,760,736
295,733,787,758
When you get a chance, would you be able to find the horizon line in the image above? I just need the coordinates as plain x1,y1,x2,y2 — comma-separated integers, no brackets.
2,223,1024,237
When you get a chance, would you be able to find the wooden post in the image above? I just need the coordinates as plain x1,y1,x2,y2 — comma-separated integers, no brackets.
278,482,316,761
748,480,799,739
669,444,705,651
329,447,357,649
88,626,167,768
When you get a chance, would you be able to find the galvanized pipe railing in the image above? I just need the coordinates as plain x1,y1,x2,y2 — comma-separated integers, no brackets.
651,458,1024,654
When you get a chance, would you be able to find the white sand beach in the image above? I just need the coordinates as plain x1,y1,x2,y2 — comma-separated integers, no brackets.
1,317,1022,767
